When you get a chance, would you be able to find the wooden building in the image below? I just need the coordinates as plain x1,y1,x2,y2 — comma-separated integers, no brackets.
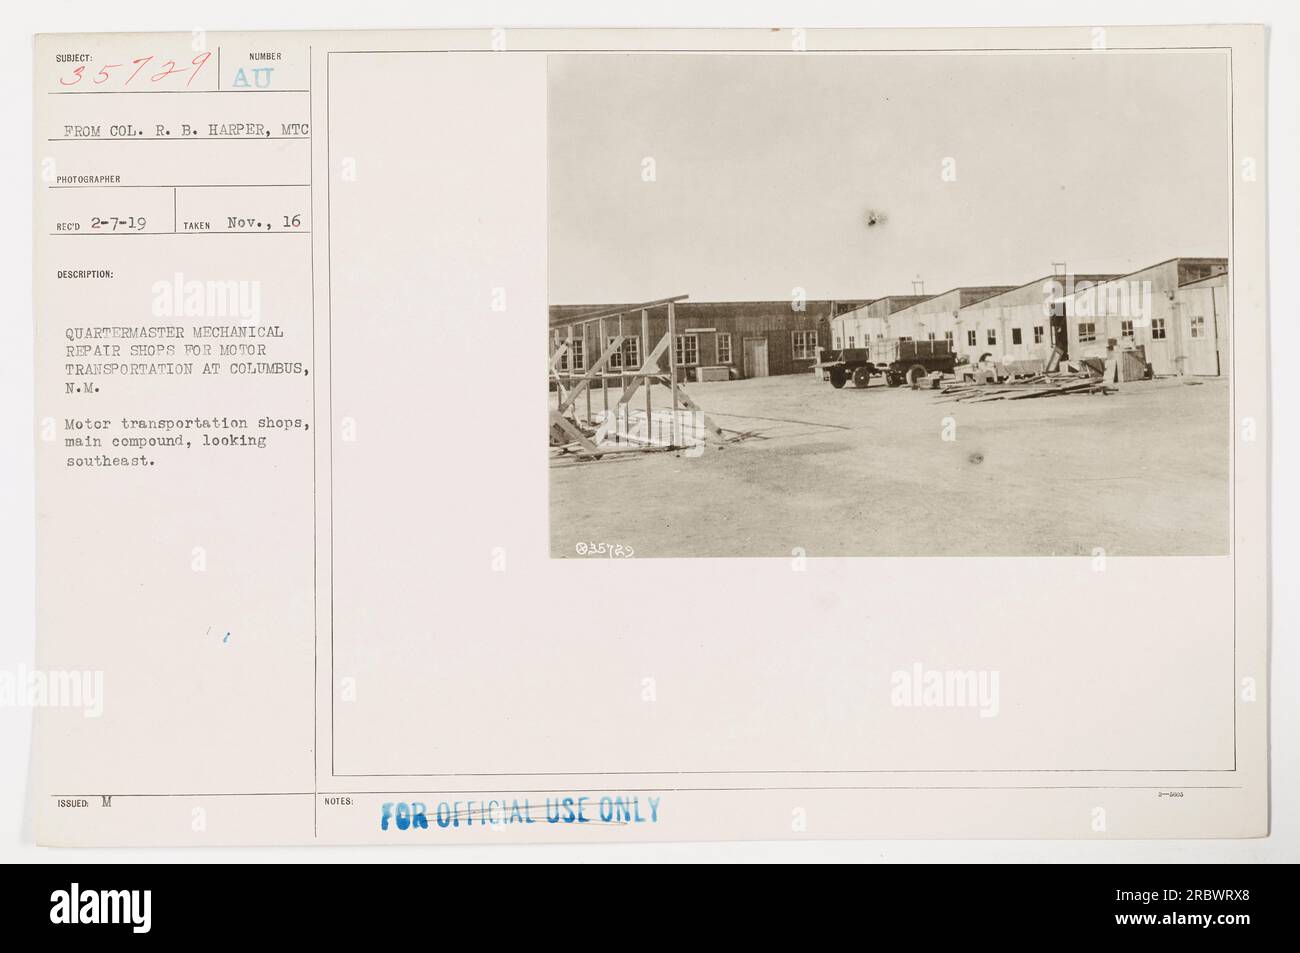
1176,271,1230,377
953,274,1119,365
830,288,1019,352
881,286,1018,347
829,295,931,349
550,257,1229,386
549,299,866,381
1062,258,1228,376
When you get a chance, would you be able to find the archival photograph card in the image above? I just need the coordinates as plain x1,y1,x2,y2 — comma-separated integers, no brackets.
32,25,1267,845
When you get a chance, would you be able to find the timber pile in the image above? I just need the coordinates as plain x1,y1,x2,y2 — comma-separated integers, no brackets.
935,371,1113,402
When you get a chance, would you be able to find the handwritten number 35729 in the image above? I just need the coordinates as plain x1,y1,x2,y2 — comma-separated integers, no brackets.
59,52,212,88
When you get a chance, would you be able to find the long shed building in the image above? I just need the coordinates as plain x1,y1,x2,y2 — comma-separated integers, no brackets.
830,287,1018,352
1061,258,1228,376
829,295,932,349
953,274,1119,365
549,299,866,381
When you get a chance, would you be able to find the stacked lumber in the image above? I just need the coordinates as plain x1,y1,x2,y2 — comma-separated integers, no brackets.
935,372,1113,402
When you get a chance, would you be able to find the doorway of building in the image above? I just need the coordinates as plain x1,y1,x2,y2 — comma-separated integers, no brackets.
743,338,769,378
1050,313,1069,358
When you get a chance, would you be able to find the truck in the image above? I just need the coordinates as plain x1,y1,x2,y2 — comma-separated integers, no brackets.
816,339,957,389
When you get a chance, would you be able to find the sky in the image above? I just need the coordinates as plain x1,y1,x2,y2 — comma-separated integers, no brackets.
548,50,1231,304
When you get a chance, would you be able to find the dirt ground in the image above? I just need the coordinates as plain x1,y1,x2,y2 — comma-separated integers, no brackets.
550,372,1230,557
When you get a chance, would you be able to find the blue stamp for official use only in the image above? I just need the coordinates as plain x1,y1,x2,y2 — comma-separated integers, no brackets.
380,794,662,831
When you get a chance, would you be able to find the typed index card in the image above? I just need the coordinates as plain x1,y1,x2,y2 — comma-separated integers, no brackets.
32,26,1268,845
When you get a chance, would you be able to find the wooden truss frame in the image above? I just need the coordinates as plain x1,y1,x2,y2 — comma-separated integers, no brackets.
549,295,725,456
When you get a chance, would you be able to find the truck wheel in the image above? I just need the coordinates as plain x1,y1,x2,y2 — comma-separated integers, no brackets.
851,366,872,388
829,368,847,389
886,372,902,388
906,364,928,386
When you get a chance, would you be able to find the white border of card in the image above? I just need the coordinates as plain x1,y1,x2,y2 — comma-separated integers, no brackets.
33,25,1266,845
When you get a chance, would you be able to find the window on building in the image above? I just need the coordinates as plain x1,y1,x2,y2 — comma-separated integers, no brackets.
1189,316,1205,339
927,332,936,341
1180,263,1219,284
1078,322,1096,343
606,335,642,370
1011,328,1023,345
848,336,856,348
675,334,699,366
1121,320,1134,339
967,330,977,347
1151,318,1166,340
791,330,819,360
716,332,732,363
1033,326,1044,344
833,335,842,349
571,337,586,370
944,331,954,344
986,329,997,346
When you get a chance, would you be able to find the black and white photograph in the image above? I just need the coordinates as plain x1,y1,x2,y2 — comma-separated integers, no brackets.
549,51,1231,557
